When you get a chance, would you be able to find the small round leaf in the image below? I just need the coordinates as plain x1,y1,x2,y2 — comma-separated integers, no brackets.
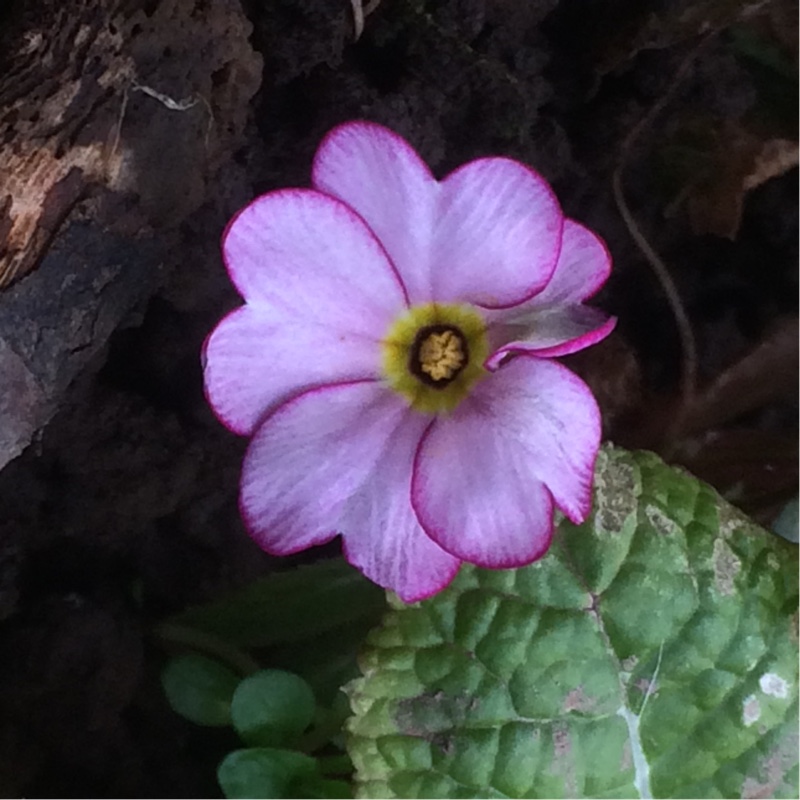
217,747,318,799
231,669,316,746
161,653,240,726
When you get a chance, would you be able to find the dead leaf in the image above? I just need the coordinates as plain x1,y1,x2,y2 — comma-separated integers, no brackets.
662,117,798,239
743,138,799,190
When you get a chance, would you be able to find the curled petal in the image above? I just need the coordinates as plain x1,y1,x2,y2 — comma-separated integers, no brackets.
486,306,616,369
412,357,600,566
312,121,438,304
434,158,563,309
240,381,459,600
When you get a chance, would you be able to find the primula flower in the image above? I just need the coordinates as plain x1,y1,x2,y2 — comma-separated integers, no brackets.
203,121,615,602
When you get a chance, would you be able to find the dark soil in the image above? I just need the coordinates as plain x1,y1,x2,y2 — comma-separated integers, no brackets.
0,0,796,796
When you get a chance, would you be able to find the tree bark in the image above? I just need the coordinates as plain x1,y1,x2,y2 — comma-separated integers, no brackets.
0,0,261,469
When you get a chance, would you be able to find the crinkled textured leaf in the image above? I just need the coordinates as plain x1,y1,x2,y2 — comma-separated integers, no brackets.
346,446,799,799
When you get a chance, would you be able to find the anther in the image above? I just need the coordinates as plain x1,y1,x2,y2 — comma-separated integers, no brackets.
410,325,469,387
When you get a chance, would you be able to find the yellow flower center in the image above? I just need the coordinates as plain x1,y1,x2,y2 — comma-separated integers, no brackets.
381,303,489,413
417,327,466,381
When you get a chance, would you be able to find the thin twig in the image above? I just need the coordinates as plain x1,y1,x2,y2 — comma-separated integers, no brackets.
109,85,129,164
612,35,714,452
351,0,382,41
130,81,215,146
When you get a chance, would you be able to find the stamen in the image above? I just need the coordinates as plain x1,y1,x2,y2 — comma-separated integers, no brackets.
419,330,465,381
408,324,469,388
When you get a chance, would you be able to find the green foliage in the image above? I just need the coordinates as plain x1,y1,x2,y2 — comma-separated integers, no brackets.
160,653,240,726
159,561,380,798
232,670,317,747
217,748,319,799
164,558,387,703
167,558,385,648
346,446,799,798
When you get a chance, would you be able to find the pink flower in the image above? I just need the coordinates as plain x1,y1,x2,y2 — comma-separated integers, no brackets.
203,121,615,602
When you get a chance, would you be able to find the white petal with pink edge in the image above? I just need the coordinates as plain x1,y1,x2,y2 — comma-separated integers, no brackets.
433,158,563,309
485,306,616,369
312,121,438,304
339,416,461,603
313,123,565,310
412,357,600,565
222,188,408,315
412,414,555,567
203,306,384,436
527,218,611,306
240,380,460,599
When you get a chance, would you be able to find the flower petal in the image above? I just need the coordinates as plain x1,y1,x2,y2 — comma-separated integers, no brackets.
223,188,408,312
485,306,617,369
207,188,409,433
339,420,462,604
528,219,611,306
412,357,600,566
482,219,615,367
313,123,565,310
413,421,555,567
240,380,460,599
312,121,438,304
432,157,563,308
203,306,383,435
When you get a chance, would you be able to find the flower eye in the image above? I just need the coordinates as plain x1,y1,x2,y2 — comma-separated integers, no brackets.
412,325,468,385
381,302,489,415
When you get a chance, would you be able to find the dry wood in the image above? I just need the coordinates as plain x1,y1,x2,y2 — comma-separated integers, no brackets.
0,0,262,469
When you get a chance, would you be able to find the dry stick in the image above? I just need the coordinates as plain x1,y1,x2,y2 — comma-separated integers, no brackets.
351,0,382,41
612,34,714,453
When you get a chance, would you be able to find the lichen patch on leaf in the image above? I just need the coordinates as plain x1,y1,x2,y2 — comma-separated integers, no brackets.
591,449,638,535
742,694,762,727
562,686,597,714
644,504,680,537
712,537,741,596
549,724,578,797
759,673,789,699
740,728,800,799
394,690,473,738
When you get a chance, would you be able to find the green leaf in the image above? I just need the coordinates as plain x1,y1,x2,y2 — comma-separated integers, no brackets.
268,618,384,706
165,558,386,648
345,446,799,798
217,747,319,799
297,776,354,798
162,558,387,705
232,669,316,747
161,653,240,726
